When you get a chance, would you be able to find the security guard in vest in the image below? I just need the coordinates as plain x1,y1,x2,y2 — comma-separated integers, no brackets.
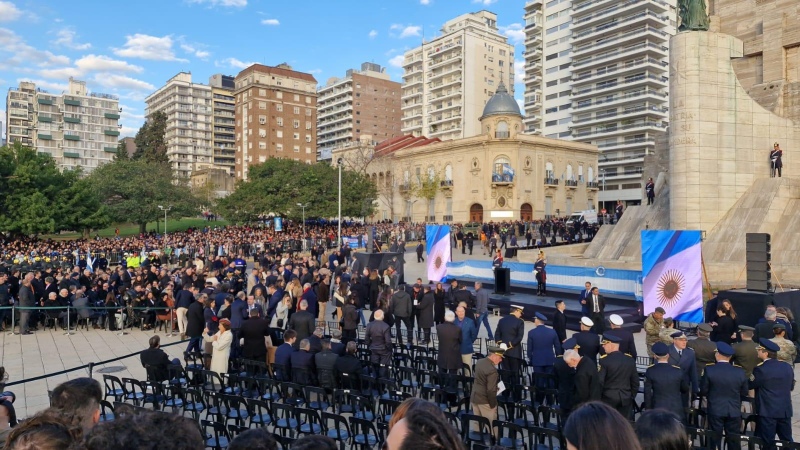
750,338,795,446
644,342,689,422
701,341,749,450
597,333,639,420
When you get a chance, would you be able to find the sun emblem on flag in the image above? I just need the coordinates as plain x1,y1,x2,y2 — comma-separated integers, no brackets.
656,269,685,308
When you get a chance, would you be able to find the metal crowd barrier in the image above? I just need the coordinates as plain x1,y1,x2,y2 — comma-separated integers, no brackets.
3,305,178,337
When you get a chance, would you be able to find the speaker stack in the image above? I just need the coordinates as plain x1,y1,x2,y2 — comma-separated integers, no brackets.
745,233,771,292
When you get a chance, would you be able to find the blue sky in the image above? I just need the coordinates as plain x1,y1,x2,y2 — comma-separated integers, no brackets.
0,0,527,140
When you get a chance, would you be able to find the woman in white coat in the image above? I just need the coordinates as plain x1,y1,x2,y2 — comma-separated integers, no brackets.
204,318,232,374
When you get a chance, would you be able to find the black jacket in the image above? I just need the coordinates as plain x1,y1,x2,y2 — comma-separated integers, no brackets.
240,317,271,360
436,322,463,371
553,310,567,343
288,310,316,348
186,301,205,338
140,347,172,382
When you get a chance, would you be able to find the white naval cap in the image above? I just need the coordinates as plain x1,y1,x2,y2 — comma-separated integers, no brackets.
609,314,623,326
580,316,594,327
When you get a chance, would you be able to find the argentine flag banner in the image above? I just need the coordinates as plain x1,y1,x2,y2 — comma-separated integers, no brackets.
426,225,451,282
641,230,703,323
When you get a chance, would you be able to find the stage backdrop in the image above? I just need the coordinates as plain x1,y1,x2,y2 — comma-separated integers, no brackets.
426,225,451,282
641,230,703,323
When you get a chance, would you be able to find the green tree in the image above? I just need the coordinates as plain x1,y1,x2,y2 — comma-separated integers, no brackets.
132,111,168,164
115,139,129,160
219,159,377,223
56,171,111,237
88,158,199,234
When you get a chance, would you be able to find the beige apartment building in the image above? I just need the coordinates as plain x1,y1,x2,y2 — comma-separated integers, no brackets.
5,78,121,172
401,10,516,141
233,64,317,180
145,72,213,179
317,62,402,162
209,74,236,175
357,83,599,222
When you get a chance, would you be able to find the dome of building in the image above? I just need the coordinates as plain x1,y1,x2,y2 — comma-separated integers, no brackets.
480,81,521,120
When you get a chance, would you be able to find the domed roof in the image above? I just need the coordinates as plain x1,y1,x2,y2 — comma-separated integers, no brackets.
480,81,521,120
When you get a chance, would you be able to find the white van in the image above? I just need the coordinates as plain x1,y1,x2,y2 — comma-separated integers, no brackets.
566,210,598,226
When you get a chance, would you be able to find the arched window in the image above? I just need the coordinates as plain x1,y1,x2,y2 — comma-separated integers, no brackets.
495,121,509,139
428,165,436,181
566,164,574,181
578,164,584,182
587,166,594,182
403,170,410,184
444,164,452,181
545,162,554,180
493,156,514,182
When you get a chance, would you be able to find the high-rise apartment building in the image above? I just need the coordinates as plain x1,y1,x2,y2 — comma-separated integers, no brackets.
400,11,515,141
5,78,121,172
523,0,675,210
209,74,236,175
317,62,402,162
233,63,317,180
145,72,213,179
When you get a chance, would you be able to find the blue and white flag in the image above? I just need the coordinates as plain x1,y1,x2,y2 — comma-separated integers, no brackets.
426,225,451,282
86,249,94,274
641,230,703,323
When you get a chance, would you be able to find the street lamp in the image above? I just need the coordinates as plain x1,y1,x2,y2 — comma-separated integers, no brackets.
296,203,308,252
158,205,172,236
337,158,343,248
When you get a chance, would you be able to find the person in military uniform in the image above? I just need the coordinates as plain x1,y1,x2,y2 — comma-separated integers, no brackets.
644,342,689,422
750,338,795,446
604,314,637,358
668,331,699,407
527,312,562,403
554,338,579,420
688,323,718,378
769,323,796,366
597,333,639,420
733,325,760,380
659,317,677,346
494,304,525,379
700,342,749,450
574,317,600,362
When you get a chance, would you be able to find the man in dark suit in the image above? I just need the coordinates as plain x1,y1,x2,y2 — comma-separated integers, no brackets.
597,334,639,420
668,331,699,407
436,310,463,373
553,300,568,343
415,285,436,345
566,342,599,409
701,342,749,450
574,317,601,362
307,327,324,354
334,341,363,386
315,339,339,389
240,309,270,362
329,329,346,356
495,305,525,377
140,335,178,382
365,310,393,377
300,283,319,318
587,287,605,334
273,329,296,381
265,284,284,322
605,314,636,358
289,339,317,385
244,295,264,321
288,299,316,349
750,338,795,446
754,308,779,342
644,342,689,422
555,338,579,419
579,281,592,317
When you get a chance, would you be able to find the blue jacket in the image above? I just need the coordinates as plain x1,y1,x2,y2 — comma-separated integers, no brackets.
750,358,795,418
266,289,284,321
456,317,478,355
229,298,247,329
527,325,562,367
274,343,295,381
701,361,749,418
301,288,318,318
174,288,194,309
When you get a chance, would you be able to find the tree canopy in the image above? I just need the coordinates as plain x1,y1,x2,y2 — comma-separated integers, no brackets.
218,159,377,223
87,159,200,233
132,111,168,163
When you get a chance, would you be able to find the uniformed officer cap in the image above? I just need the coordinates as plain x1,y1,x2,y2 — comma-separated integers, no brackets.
488,343,507,357
652,342,669,357
609,314,623,326
697,323,713,333
580,317,594,327
562,338,579,350
738,325,755,332
757,338,780,353
601,333,621,344
654,307,666,314
534,312,547,322
715,342,735,357
772,323,786,331
510,304,525,312
670,331,687,340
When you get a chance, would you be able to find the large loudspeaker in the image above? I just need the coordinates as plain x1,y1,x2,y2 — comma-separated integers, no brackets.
494,268,511,295
745,233,771,292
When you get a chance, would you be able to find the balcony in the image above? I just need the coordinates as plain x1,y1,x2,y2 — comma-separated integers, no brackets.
587,181,600,190
37,133,53,140
64,134,80,141
104,129,120,136
565,180,579,189
572,42,668,70
544,177,559,186
399,183,412,193
573,10,669,43
38,115,53,123
104,147,118,153
64,116,81,124
37,98,53,105
64,99,81,107
440,180,453,189
104,113,121,120
63,152,80,158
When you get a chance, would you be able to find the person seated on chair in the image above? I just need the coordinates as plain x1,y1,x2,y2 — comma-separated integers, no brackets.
273,329,296,381
334,341,363,387
315,339,339,389
329,329,346,356
139,335,180,382
289,339,317,385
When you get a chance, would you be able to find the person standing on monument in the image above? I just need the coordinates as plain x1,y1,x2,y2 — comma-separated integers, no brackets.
645,178,655,205
770,143,783,178
615,201,624,223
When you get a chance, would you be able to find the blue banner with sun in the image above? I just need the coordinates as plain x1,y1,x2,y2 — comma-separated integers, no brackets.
641,230,703,323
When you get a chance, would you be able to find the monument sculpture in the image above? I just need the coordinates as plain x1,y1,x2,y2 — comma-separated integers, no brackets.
679,0,710,31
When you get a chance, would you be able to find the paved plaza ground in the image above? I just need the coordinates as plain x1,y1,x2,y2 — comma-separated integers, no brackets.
2,245,800,437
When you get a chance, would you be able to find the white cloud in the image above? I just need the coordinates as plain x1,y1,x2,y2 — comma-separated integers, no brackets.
499,23,525,45
514,59,525,84
93,74,155,92
307,69,322,75
0,1,21,22
261,18,279,26
0,28,70,67
216,57,257,70
390,24,421,39
119,125,139,137
119,105,145,121
39,55,143,80
178,39,211,60
420,0,431,4
187,0,246,7
368,30,378,39
113,34,187,62
388,55,405,68
16,78,69,92
472,0,498,4
52,28,91,50
516,98,525,116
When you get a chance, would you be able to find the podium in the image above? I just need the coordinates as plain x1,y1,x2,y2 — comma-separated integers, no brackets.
494,268,511,295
